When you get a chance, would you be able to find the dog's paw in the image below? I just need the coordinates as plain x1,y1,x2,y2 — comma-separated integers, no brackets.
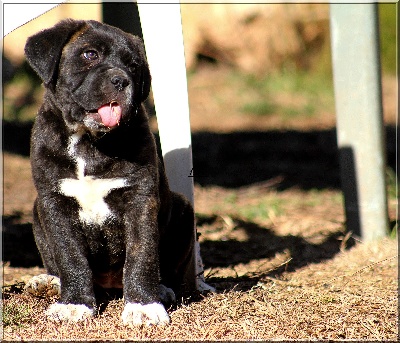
159,284,176,305
46,303,94,322
121,302,170,326
24,274,61,297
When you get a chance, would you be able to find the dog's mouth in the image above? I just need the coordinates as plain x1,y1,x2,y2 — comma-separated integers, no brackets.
86,101,122,128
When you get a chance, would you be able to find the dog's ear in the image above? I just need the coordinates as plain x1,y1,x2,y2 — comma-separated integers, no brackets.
140,62,151,102
131,36,151,102
24,19,86,87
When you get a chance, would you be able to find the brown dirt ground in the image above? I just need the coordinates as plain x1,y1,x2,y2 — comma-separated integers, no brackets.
2,66,398,340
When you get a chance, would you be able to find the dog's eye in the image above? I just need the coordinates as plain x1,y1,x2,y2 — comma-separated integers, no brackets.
83,50,99,61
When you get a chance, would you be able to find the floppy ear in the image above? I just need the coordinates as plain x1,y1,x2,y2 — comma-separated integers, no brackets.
140,61,151,102
130,36,151,102
24,19,86,87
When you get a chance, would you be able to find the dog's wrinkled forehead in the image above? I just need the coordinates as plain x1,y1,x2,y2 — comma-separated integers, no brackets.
63,22,144,65
25,19,148,89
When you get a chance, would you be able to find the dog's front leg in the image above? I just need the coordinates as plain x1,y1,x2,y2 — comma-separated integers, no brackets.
35,197,96,322
121,194,170,326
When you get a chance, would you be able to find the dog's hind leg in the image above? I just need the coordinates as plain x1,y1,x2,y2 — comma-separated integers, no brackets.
159,284,176,306
159,192,195,298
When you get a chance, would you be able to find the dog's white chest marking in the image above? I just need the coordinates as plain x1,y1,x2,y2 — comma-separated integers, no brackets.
59,133,126,225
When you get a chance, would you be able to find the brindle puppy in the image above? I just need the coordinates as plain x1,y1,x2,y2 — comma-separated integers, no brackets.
24,19,194,326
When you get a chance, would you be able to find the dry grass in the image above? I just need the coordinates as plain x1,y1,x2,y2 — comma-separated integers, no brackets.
3,237,397,340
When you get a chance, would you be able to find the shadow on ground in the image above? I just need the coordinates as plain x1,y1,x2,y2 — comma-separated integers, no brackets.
3,120,397,190
197,214,356,292
3,214,42,267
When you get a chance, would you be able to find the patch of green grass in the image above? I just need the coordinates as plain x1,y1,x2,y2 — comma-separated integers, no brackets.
241,101,278,116
281,102,316,118
386,168,397,200
248,71,333,97
239,71,334,119
241,99,317,118
303,189,342,206
3,301,32,327
379,4,397,74
318,294,338,304
238,199,284,222
389,222,397,240
224,193,238,205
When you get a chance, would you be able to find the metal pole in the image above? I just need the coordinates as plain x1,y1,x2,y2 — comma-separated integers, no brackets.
137,1,214,292
330,4,389,240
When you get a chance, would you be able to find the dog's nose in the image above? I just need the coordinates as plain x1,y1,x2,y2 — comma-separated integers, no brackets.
111,75,129,91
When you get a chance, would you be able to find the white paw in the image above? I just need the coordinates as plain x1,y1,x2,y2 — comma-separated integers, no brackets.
24,274,61,297
121,302,170,326
46,303,93,322
159,284,176,304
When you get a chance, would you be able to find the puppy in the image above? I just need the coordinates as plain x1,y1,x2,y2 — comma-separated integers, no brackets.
24,19,195,326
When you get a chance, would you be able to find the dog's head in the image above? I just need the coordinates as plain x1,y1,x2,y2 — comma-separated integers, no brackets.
25,19,151,133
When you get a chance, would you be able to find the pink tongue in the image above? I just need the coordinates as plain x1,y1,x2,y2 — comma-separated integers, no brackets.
97,103,122,127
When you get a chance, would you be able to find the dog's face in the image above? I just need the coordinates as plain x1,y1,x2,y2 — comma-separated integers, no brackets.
25,19,151,133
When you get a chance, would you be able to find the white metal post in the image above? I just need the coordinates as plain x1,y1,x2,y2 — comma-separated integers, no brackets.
137,1,214,292
330,4,389,240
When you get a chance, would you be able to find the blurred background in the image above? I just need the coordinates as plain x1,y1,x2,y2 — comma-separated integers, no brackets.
2,3,396,128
